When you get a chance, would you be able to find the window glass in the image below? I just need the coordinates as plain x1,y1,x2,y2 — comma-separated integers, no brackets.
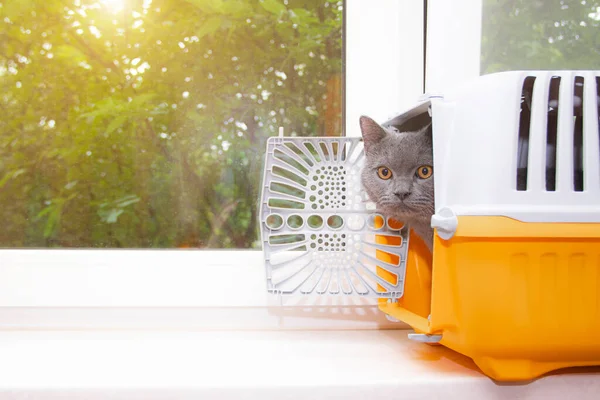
481,0,600,73
0,0,343,248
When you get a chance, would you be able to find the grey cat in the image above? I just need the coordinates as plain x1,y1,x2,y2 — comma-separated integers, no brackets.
359,116,435,252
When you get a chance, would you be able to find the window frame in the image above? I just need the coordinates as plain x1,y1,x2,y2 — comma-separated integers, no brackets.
0,0,434,329
425,0,483,94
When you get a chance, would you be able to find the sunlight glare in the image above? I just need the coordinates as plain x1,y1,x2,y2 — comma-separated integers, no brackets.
99,0,126,13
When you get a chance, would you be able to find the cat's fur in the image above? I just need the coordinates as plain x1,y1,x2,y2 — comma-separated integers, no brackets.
359,116,435,251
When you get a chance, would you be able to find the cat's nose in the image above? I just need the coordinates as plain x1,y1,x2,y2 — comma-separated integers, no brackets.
394,191,411,201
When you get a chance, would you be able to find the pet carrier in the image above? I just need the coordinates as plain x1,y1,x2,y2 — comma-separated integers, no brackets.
259,70,600,381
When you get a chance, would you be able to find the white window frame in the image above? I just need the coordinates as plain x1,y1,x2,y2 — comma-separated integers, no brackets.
425,0,482,94
0,0,434,330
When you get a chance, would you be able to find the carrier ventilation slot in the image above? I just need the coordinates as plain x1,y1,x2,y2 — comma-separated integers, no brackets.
545,76,561,191
573,76,584,192
517,75,593,192
516,76,536,191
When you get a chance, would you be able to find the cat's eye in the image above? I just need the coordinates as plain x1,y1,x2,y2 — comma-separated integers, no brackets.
377,166,393,180
416,165,433,179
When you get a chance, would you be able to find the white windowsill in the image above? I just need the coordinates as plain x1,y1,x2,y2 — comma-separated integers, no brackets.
0,330,598,398
0,250,382,307
0,250,406,330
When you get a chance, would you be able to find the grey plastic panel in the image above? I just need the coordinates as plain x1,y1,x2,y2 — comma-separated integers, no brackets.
259,136,410,298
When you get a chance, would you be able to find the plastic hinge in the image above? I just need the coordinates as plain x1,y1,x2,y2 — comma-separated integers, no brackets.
430,207,458,240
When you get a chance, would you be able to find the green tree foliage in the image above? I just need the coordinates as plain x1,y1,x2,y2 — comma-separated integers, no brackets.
0,0,342,248
482,0,600,73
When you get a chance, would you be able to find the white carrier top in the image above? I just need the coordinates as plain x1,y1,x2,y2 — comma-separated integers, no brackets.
385,70,600,226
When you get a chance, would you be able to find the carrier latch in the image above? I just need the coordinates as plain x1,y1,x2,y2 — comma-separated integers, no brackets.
430,207,458,240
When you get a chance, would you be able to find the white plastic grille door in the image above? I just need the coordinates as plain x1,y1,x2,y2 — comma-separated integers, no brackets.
259,136,410,298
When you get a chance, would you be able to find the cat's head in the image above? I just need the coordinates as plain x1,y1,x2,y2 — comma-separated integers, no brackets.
359,116,434,222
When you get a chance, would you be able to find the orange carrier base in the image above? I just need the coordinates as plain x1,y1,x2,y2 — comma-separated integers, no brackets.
378,216,600,381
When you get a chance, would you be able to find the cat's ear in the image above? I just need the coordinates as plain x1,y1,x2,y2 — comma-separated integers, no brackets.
359,116,386,154
419,122,433,143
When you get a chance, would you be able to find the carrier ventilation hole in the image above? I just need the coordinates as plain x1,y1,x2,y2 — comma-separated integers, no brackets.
309,166,347,209
573,76,584,192
273,149,309,176
268,233,305,245
287,214,304,230
284,142,314,167
331,142,339,160
546,76,561,191
516,76,536,191
268,198,304,210
303,142,321,163
272,165,307,187
327,215,344,230
307,215,323,229
346,215,365,231
367,214,385,230
387,218,405,231
270,181,305,200
309,233,348,253
319,142,330,161
265,214,283,230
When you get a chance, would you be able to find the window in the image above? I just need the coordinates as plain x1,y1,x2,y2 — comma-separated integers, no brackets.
481,0,600,73
480,1,600,194
424,0,482,93
426,0,600,92
1,0,343,249
0,0,424,328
